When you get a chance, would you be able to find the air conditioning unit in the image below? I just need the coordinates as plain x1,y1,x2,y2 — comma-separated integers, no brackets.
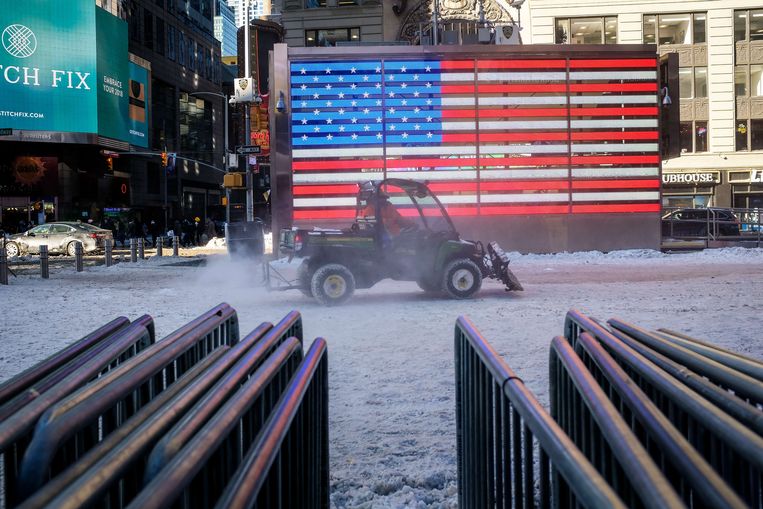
495,24,521,45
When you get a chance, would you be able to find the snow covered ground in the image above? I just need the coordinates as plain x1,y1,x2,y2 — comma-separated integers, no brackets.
1,248,762,508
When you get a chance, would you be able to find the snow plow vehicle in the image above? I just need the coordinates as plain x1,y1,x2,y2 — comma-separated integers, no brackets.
267,178,522,306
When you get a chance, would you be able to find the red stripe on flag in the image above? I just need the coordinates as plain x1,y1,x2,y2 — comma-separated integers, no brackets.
442,133,477,142
572,155,660,165
477,60,567,69
293,184,359,195
571,179,660,190
570,107,658,117
569,83,657,92
386,157,478,168
572,203,661,214
443,207,479,216
481,181,570,191
481,205,570,215
478,132,569,142
571,131,658,141
569,59,657,69
441,110,477,118
294,209,357,220
477,108,567,118
441,85,475,94
440,61,475,70
293,159,384,171
478,84,568,93
480,156,569,166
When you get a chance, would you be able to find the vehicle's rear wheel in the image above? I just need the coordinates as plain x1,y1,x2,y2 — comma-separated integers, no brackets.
297,261,313,297
311,263,355,306
66,241,80,257
5,242,19,258
442,258,482,299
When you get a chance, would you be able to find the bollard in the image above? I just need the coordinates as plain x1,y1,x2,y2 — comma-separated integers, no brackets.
74,242,83,272
105,239,113,267
0,242,7,285
40,245,49,279
156,237,163,257
172,235,179,257
138,237,145,260
130,238,137,263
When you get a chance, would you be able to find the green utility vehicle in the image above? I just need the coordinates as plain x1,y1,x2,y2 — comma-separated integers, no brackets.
268,178,523,306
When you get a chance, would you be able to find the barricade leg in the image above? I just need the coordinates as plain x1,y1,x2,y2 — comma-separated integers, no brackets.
138,238,145,260
40,245,49,279
75,242,84,272
156,237,163,257
0,241,8,285
105,239,113,267
130,239,137,263
172,236,179,257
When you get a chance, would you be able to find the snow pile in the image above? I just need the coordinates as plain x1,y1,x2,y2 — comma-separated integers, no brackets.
1,248,762,508
205,236,226,249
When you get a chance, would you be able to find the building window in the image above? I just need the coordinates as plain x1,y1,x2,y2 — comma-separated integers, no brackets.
156,18,165,55
129,6,141,42
735,9,763,42
307,0,358,6
179,32,186,67
680,121,708,153
305,27,360,46
168,25,176,61
643,13,706,45
736,119,763,151
143,10,153,50
679,67,707,98
555,17,617,44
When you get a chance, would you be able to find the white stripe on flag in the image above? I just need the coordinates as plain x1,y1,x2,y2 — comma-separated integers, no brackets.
434,194,478,205
442,121,477,130
439,72,475,81
570,95,656,105
294,197,357,207
442,97,476,106
479,96,568,106
294,173,383,184
293,147,384,158
386,170,477,180
571,119,658,129
476,72,567,81
481,169,569,179
571,143,659,153
569,71,657,80
478,120,569,130
571,191,660,202
480,144,568,154
572,167,659,178
387,145,476,156
481,193,570,204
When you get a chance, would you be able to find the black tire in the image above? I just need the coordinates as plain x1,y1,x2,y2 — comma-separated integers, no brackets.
442,258,482,299
311,263,355,306
66,241,79,257
297,262,313,298
5,242,19,258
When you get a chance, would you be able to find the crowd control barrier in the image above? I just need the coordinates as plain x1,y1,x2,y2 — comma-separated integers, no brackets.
0,306,326,509
564,310,763,508
454,316,624,509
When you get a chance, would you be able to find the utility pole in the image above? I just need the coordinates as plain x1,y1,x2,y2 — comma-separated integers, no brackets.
244,0,255,222
432,0,439,45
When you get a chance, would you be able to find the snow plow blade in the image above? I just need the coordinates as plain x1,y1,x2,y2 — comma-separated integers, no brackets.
486,241,524,291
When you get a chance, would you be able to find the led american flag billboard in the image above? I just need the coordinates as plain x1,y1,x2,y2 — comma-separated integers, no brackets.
290,56,660,221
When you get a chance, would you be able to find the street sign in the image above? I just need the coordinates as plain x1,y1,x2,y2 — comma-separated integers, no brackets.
0,128,12,136
237,145,261,155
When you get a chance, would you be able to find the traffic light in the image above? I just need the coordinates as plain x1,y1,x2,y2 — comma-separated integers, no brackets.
106,156,113,171
161,152,168,167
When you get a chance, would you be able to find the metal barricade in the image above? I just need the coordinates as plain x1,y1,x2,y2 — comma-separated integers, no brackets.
127,338,306,509
454,316,624,509
608,319,763,407
655,328,763,382
215,339,329,509
0,317,154,508
565,310,763,508
20,322,277,509
551,333,744,508
15,304,241,499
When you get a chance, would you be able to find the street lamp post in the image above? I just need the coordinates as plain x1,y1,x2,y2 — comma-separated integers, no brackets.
190,91,231,225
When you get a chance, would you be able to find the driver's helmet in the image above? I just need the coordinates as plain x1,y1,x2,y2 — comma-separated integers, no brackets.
358,181,377,202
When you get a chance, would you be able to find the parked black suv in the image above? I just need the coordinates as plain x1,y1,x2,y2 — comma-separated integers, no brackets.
662,208,741,237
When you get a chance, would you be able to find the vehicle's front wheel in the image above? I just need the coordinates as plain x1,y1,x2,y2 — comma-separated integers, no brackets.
5,242,20,258
442,258,482,299
311,263,355,306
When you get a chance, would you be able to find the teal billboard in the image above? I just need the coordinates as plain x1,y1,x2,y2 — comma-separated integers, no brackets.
0,1,132,143
128,61,150,148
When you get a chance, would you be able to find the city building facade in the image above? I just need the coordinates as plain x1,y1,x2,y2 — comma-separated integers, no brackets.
227,0,272,27
215,0,238,56
273,0,382,47
525,0,763,210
